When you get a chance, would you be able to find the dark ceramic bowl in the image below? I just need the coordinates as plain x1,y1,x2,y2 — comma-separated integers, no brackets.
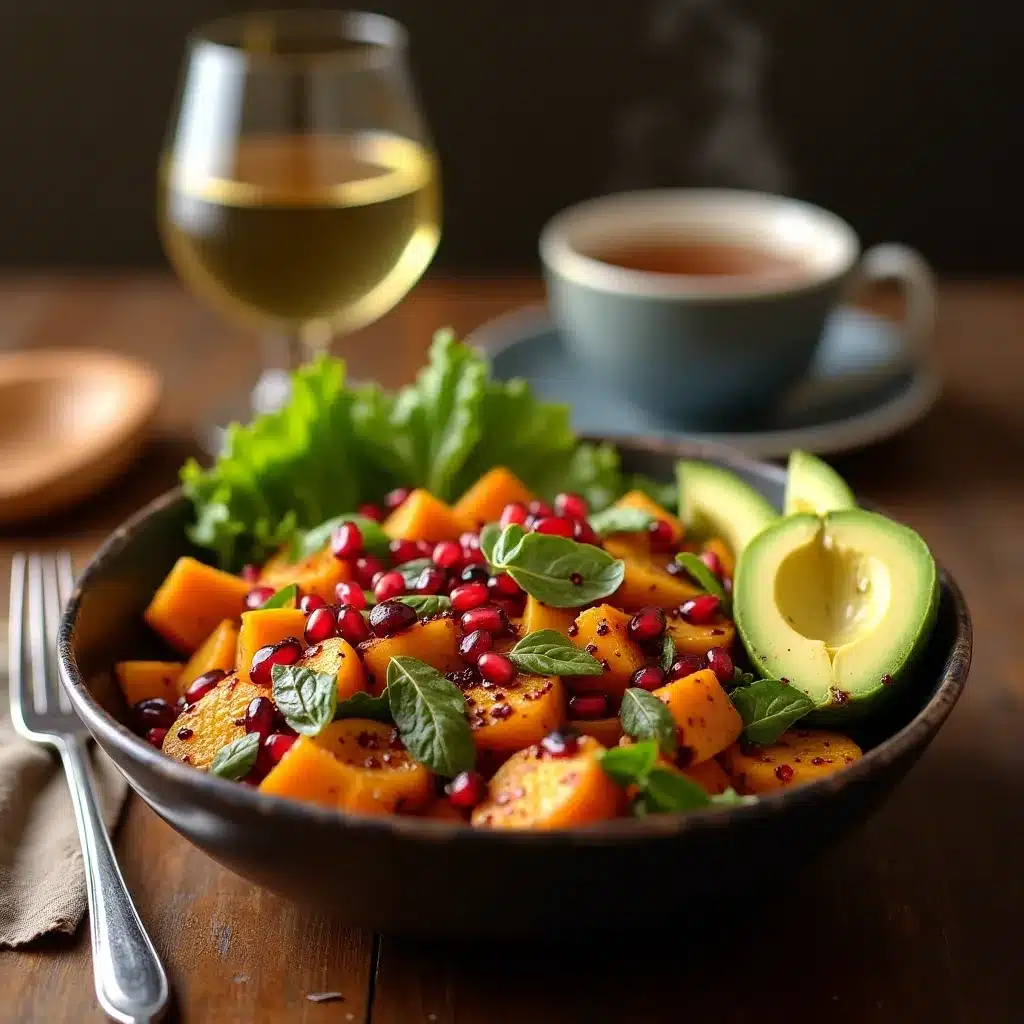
58,440,971,934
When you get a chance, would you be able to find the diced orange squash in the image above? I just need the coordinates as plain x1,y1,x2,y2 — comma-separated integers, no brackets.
162,674,264,770
177,619,238,696
666,615,736,658
683,758,732,795
115,661,185,706
570,716,623,747
472,735,625,829
382,489,470,543
653,669,743,765
720,729,863,795
299,636,367,701
415,797,467,821
236,608,308,683
258,736,354,808
568,604,646,697
614,490,684,544
453,466,534,526
258,546,352,602
701,537,735,579
522,595,577,638
144,557,251,654
466,674,566,756
360,616,462,695
604,540,700,610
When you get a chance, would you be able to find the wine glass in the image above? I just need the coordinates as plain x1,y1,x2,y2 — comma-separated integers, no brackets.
158,10,440,434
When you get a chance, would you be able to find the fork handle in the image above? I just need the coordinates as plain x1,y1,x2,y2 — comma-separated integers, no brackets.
59,735,169,1024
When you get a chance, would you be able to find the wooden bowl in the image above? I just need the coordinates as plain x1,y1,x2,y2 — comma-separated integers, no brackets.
57,440,972,934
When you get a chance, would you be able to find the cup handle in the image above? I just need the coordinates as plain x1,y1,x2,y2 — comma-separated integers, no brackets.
848,243,937,362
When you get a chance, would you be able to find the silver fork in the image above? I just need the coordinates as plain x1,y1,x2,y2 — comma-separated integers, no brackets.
9,553,169,1024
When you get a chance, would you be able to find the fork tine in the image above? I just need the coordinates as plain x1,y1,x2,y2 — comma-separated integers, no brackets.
41,554,74,713
27,555,51,715
55,552,75,712
8,553,27,719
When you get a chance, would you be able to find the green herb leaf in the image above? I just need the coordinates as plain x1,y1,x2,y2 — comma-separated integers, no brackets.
490,528,625,608
386,656,475,776
730,678,815,745
259,583,299,610
659,635,676,673
711,787,758,807
619,688,678,755
641,766,712,813
479,521,502,568
508,630,603,676
293,514,391,561
333,690,394,724
210,733,261,781
490,523,525,567
588,506,654,537
393,558,433,588
597,740,659,786
271,665,338,736
674,552,727,602
732,667,756,688
599,740,713,815
395,594,452,617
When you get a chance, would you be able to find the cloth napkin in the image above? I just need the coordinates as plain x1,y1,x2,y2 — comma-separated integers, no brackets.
0,629,128,947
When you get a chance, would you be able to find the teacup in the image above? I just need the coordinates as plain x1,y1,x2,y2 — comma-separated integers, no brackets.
540,189,935,427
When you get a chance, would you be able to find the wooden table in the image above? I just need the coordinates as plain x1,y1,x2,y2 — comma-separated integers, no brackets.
1,276,1020,1023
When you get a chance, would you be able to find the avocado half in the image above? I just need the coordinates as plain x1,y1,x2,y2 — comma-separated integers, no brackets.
735,509,938,719
784,450,856,516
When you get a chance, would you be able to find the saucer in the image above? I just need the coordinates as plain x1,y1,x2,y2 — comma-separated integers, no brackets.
467,305,941,459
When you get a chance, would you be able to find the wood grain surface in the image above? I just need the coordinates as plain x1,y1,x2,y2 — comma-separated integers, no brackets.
0,276,1019,1023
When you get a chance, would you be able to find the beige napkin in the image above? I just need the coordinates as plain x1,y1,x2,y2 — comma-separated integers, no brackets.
0,632,128,947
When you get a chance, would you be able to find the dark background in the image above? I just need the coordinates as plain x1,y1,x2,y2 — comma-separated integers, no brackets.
1,1,1018,273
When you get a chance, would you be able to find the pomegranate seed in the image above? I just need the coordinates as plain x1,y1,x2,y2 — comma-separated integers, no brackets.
477,652,516,686
331,522,364,560
145,727,168,748
628,607,667,645
415,566,446,595
499,502,528,528
245,695,277,741
265,733,297,763
354,555,384,589
699,550,724,577
299,593,326,614
241,564,260,583
446,771,487,809
460,604,507,635
632,666,665,691
415,540,435,559
182,669,225,705
569,692,608,719
540,731,579,758
461,547,488,567
680,595,721,625
555,492,589,520
249,637,303,687
488,573,522,598
134,698,176,731
459,532,481,552
245,585,275,610
389,538,421,565
532,515,575,538
304,606,338,644
528,499,554,517
450,581,489,613
334,581,367,609
374,571,406,603
669,654,705,680
358,502,384,522
385,487,412,512
432,540,463,569
706,646,735,685
648,519,676,551
573,520,600,546
458,629,492,663
337,605,371,644
368,600,418,638
460,565,490,583
493,596,525,620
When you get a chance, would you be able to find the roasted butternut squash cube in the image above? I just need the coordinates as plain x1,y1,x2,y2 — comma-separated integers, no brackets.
360,616,462,695
236,608,307,683
115,661,185,706
568,604,646,697
258,546,352,602
177,619,238,696
453,466,534,526
144,557,250,654
258,737,353,808
299,636,367,701
521,595,577,638
666,615,736,658
466,673,566,756
382,489,470,543
415,797,467,822
570,716,624,748
604,541,700,611
653,669,743,764
720,729,863,795
683,758,732,795
471,735,624,829
162,674,264,770
614,489,684,544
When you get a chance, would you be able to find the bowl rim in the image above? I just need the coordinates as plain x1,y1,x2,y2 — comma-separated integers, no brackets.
57,438,972,846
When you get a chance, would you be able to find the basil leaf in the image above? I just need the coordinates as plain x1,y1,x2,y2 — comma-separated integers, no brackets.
334,690,394,723
642,766,711,812
659,635,676,673
210,733,261,781
508,629,602,676
271,665,338,736
490,523,525,567
260,583,299,610
394,558,433,588
395,594,452,617
732,667,756,687
730,678,815,745
588,506,654,536
479,521,502,568
294,514,391,560
490,529,625,608
711,787,758,807
386,656,475,776
597,740,659,785
619,688,678,755
674,553,727,602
